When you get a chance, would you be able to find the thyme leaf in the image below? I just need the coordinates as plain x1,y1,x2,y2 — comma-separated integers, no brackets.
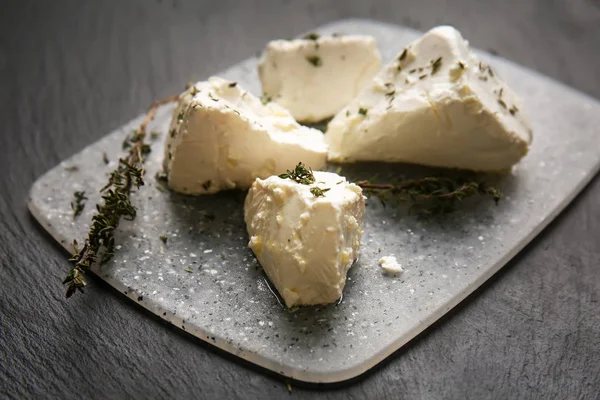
310,186,330,197
303,32,320,41
71,191,88,218
399,48,408,61
260,94,272,105
431,57,443,75
306,55,322,67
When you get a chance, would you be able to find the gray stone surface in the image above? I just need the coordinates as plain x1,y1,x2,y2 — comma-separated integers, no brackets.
2,1,600,398
27,19,600,384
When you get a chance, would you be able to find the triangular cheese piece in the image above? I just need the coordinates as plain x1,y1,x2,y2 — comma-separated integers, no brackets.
258,34,381,123
244,169,365,307
163,77,327,195
325,26,533,171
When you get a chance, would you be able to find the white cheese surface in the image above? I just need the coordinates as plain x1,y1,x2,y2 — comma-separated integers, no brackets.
379,256,404,275
163,77,328,195
258,35,382,123
326,26,533,171
244,171,365,307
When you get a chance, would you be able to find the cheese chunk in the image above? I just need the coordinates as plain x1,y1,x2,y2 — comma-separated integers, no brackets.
244,171,365,307
163,77,328,195
258,34,382,123
326,26,533,171
379,256,404,275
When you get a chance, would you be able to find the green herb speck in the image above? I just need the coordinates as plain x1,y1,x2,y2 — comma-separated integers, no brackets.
431,57,443,75
71,191,87,218
261,94,272,105
399,48,408,61
303,32,320,41
310,186,330,197
306,55,322,67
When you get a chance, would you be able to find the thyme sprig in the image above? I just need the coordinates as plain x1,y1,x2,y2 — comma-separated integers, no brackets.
63,93,179,298
279,163,330,197
278,162,316,185
357,176,500,214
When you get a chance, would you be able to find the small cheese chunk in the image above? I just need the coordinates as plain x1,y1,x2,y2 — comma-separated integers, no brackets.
379,256,404,275
163,77,328,195
244,171,365,307
258,34,382,123
326,26,533,171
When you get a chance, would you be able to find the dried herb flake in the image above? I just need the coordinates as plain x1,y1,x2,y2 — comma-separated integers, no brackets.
71,191,88,218
310,186,330,197
306,55,323,67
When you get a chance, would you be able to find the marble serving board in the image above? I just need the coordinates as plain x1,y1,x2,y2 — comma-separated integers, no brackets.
29,19,600,383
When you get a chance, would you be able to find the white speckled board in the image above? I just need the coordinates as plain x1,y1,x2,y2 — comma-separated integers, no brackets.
28,19,600,383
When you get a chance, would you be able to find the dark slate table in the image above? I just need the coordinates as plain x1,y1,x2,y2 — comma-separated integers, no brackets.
1,1,599,398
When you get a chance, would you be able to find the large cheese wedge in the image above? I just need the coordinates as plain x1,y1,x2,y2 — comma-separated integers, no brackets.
163,77,328,195
325,26,533,171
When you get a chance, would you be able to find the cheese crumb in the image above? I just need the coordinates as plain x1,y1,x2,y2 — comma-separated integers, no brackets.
379,256,404,275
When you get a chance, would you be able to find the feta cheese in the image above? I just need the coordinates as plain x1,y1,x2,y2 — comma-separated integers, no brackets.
258,34,382,123
379,256,404,275
163,77,328,195
326,26,533,171
244,171,365,307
